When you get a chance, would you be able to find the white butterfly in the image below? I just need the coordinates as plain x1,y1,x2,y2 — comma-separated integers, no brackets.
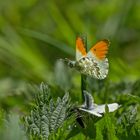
64,36,110,79
78,91,120,117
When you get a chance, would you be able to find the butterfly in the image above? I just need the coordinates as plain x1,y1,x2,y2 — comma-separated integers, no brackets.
65,36,110,79
78,91,120,117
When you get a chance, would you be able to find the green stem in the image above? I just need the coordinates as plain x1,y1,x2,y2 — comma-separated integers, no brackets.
81,74,87,100
80,35,87,101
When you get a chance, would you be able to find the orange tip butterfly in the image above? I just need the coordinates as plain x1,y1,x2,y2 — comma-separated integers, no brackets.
78,91,120,117
64,36,110,79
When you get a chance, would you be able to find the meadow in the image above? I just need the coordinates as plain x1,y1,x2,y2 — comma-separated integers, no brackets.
0,0,140,139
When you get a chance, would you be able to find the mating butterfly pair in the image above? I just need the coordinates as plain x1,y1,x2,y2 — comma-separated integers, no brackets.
65,36,110,79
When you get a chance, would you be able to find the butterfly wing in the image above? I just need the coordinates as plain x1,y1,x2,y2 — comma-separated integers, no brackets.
87,39,110,79
76,37,87,61
81,90,94,109
79,108,102,117
94,103,120,114
88,39,109,60
107,103,120,112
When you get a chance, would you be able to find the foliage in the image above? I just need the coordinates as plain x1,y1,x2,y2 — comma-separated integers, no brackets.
0,0,140,140
0,80,140,140
24,83,71,139
23,80,140,140
0,113,27,140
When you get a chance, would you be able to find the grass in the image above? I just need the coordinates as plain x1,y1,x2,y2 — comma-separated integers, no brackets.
0,0,140,139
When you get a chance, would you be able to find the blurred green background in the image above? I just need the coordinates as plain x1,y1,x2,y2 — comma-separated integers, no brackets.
0,0,140,109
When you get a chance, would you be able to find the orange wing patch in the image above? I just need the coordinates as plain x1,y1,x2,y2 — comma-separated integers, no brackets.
76,37,87,56
90,39,110,60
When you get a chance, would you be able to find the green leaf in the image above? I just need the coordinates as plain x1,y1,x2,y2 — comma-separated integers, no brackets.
24,83,71,139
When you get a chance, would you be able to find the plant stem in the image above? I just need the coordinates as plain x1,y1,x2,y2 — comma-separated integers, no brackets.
81,74,87,100
80,35,87,101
